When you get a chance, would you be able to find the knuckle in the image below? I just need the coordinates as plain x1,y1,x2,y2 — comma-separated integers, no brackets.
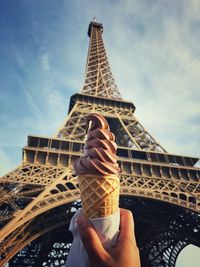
122,209,133,219
120,209,129,218
133,245,140,255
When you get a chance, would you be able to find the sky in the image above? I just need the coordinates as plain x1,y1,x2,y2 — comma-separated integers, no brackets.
0,0,199,266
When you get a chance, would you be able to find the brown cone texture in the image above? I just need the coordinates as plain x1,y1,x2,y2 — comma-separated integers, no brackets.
79,174,120,218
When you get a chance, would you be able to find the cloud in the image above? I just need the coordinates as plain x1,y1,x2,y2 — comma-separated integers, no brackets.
40,51,50,71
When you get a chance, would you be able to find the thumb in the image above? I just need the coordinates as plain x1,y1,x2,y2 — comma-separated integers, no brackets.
77,215,109,265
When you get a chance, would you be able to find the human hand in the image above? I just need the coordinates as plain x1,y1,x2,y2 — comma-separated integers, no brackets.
77,208,140,267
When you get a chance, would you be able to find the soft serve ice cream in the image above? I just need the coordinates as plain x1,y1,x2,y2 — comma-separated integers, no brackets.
74,113,120,218
74,113,120,175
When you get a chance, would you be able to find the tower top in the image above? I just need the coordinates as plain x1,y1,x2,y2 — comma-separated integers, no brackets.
82,21,122,99
88,20,103,37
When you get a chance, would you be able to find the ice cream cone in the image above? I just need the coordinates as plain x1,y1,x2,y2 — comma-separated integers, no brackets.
74,113,121,218
78,173,120,218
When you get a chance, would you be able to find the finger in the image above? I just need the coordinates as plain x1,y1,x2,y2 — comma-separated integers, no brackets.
118,209,137,246
77,215,110,265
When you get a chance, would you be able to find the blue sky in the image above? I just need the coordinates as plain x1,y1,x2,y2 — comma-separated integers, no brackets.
0,0,200,265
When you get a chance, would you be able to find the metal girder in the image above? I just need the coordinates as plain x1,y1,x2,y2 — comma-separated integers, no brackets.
0,204,76,266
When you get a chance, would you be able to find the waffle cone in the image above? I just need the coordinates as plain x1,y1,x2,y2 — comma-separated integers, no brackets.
78,174,120,218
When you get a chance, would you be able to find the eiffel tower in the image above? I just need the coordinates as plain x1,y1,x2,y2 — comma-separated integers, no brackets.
0,20,200,267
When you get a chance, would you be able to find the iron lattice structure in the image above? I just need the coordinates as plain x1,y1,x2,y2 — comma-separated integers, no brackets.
0,21,200,267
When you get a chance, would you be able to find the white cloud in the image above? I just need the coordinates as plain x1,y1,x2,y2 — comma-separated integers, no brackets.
46,88,64,108
40,52,50,71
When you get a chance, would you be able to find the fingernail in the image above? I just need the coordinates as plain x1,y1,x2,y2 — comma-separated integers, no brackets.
77,215,88,231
